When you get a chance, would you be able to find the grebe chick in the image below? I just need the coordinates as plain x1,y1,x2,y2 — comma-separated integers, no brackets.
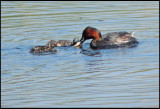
46,38,80,47
30,46,56,53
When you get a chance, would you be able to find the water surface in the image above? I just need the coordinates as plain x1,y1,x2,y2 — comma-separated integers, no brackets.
1,1,159,108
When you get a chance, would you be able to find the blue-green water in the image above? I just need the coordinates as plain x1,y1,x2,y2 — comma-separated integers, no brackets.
1,1,159,108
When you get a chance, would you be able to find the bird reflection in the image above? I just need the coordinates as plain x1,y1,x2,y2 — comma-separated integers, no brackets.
80,48,102,57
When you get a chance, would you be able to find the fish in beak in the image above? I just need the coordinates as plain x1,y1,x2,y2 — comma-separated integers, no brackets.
73,37,85,47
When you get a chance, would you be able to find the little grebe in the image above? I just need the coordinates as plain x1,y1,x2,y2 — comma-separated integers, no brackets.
46,38,79,47
75,26,138,49
30,38,79,53
30,46,56,53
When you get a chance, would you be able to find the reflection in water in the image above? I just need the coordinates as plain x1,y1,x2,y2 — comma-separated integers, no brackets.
80,48,102,57
30,51,57,56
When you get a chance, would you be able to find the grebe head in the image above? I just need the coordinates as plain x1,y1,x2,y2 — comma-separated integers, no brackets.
76,26,102,47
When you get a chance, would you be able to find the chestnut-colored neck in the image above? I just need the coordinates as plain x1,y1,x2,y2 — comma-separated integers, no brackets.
93,32,102,41
93,36,101,41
